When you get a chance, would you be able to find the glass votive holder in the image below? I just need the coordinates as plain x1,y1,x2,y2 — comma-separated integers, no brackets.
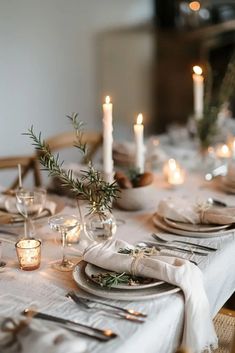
15,238,41,271
66,224,81,244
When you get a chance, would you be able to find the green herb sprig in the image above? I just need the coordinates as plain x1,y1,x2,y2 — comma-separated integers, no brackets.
197,51,235,149
91,271,155,288
118,247,157,256
24,113,119,213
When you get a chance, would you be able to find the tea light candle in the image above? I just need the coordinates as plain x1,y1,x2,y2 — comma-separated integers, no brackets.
15,239,41,271
229,138,235,158
102,95,113,182
163,159,185,186
168,168,185,186
216,144,231,159
163,158,178,179
134,113,145,173
192,65,204,120
66,225,81,244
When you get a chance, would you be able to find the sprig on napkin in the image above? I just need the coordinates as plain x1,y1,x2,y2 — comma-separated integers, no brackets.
91,271,155,288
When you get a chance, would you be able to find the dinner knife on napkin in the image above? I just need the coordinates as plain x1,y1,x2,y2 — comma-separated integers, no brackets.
23,309,117,341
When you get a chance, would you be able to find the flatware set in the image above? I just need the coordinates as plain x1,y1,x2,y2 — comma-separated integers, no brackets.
23,308,117,341
138,240,209,256
67,291,147,321
152,233,217,252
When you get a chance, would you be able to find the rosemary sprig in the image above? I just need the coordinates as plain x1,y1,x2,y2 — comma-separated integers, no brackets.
197,51,235,149
24,113,119,213
91,271,155,288
66,113,87,155
92,272,130,288
118,247,157,256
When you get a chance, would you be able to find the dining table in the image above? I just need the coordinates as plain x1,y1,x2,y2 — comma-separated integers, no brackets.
0,168,235,353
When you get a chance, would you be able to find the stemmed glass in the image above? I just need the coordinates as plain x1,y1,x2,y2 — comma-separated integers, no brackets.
15,188,47,239
48,214,79,272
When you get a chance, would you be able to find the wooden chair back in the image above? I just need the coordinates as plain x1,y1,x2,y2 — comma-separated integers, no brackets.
0,155,41,191
40,130,103,164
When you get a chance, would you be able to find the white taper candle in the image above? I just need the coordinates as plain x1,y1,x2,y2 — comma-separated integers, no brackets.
102,96,113,181
134,113,145,173
193,65,204,120
18,164,22,189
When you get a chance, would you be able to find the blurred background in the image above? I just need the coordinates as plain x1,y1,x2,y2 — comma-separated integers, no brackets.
1,0,235,158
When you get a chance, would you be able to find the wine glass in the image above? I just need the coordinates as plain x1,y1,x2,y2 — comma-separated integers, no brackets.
48,214,79,272
15,188,47,239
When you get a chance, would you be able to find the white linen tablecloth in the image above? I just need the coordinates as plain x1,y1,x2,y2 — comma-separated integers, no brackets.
0,173,235,353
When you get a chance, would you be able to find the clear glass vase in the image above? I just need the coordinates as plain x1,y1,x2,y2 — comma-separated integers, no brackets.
84,208,117,243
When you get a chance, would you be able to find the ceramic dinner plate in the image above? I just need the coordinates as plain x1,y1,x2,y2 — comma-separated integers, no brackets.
73,262,180,301
217,177,235,194
85,263,164,290
221,176,235,187
220,182,235,194
153,213,235,238
164,217,229,232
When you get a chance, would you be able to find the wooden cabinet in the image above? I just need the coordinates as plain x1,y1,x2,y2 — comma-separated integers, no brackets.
152,20,235,133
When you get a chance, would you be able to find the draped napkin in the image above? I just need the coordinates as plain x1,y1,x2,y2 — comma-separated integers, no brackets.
83,239,217,353
157,197,235,225
0,316,87,353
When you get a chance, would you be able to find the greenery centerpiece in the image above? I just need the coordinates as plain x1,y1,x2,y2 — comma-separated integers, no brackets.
197,51,235,150
25,113,119,242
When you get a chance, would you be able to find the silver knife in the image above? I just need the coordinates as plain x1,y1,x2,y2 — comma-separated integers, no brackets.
23,309,117,341
145,241,208,256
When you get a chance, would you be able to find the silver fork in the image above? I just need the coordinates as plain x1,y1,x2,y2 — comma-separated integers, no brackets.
66,292,146,323
152,233,217,252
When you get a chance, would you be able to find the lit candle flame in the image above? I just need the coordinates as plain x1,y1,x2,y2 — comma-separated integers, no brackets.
189,1,201,11
221,144,229,155
136,113,143,125
168,158,177,170
193,65,203,75
105,96,110,104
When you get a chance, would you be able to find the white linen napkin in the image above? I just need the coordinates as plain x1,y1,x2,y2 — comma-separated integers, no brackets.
157,197,235,225
83,239,217,353
0,316,87,353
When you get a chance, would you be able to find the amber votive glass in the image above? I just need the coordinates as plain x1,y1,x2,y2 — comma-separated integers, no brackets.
15,239,41,271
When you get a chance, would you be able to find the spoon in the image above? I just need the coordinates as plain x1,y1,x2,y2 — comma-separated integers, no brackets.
207,198,227,207
204,165,227,181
